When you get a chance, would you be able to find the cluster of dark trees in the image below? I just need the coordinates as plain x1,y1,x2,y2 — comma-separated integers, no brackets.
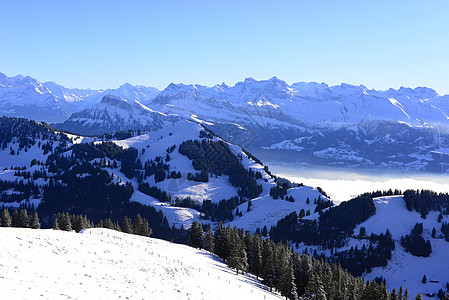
441,222,449,241
2,207,155,238
187,221,410,300
52,212,153,237
142,156,169,182
314,196,334,212
200,197,240,221
329,230,395,276
187,170,209,182
0,116,68,151
178,139,262,199
270,196,377,249
360,189,403,199
403,189,449,217
400,223,432,257
1,207,40,228
138,182,171,203
0,179,40,203
269,182,290,199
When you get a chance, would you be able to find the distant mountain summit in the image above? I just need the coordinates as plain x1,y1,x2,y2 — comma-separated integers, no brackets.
54,95,180,135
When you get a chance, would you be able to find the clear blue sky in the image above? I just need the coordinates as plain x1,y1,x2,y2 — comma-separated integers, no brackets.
1,0,448,94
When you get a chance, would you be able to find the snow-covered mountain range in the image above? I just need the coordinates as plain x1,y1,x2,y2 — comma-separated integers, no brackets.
0,72,159,123
3,72,449,172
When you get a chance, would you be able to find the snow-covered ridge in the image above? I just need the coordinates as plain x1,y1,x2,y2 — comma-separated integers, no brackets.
53,95,181,136
0,227,281,300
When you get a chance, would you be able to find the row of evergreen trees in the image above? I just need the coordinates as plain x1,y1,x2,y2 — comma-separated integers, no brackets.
52,212,153,237
187,221,416,300
1,207,40,228
1,208,154,238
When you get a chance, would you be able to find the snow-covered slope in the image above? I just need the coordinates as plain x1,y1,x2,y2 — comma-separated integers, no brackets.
54,95,180,135
0,227,281,300
0,117,330,231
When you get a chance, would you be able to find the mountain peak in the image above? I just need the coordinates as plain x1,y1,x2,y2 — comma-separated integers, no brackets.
119,82,134,89
243,77,259,84
100,95,129,105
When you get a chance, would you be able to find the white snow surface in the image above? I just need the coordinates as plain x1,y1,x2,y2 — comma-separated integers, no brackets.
229,186,324,232
0,227,281,300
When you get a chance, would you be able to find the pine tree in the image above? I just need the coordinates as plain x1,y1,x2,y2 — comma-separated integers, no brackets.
53,216,60,230
132,214,151,236
278,253,298,300
205,226,214,252
18,209,29,228
59,212,72,231
415,293,423,300
251,236,263,277
188,221,205,249
361,280,389,300
303,271,327,300
71,215,82,232
122,216,133,234
29,211,40,229
1,208,12,227
11,209,20,227
132,213,144,235
214,222,229,259
422,275,427,284
262,240,277,292
103,218,114,229
404,288,410,300
399,286,404,300
227,228,248,275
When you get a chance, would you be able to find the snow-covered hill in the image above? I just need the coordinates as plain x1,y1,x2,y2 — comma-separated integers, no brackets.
358,196,449,298
0,227,281,300
100,120,330,230
296,195,449,298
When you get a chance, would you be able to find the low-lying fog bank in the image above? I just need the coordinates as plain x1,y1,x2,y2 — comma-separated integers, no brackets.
268,163,449,204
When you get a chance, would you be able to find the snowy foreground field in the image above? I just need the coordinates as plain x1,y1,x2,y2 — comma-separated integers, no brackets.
0,228,281,300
